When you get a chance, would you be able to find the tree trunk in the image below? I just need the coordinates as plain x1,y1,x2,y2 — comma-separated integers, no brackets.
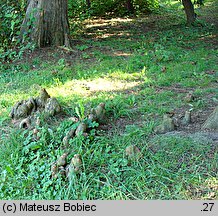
126,0,134,14
21,0,71,48
182,0,196,25
86,0,91,8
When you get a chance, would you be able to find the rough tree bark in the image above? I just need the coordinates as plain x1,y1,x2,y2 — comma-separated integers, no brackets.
21,0,71,48
182,0,196,25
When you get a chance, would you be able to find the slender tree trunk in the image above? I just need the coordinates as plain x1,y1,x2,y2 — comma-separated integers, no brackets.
182,0,196,25
21,0,71,48
86,0,91,8
126,0,134,14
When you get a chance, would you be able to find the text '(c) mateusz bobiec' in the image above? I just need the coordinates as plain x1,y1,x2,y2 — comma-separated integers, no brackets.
2,202,97,213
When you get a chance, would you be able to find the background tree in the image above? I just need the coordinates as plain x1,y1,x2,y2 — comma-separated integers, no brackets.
86,0,91,8
125,0,134,14
21,0,71,48
182,0,196,25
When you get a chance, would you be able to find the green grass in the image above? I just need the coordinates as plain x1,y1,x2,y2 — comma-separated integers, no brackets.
0,0,217,199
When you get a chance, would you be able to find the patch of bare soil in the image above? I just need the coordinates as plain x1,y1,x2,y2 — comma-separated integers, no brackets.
13,16,156,67
102,83,218,145
165,131,218,144
99,115,146,135
17,46,84,68
153,102,218,146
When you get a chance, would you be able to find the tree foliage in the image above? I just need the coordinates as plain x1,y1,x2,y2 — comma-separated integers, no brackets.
68,0,159,18
0,1,24,51
0,0,33,63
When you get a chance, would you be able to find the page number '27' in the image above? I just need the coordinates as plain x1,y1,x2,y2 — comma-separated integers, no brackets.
201,203,214,212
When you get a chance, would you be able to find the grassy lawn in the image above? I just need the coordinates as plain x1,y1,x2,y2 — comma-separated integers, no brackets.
0,0,217,199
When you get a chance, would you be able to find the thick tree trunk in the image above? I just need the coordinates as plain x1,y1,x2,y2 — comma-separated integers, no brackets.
21,0,71,48
182,0,196,25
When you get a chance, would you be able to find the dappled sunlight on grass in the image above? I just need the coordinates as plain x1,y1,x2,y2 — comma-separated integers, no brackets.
0,92,34,110
201,177,218,199
95,32,131,39
85,17,133,29
0,62,153,114
48,75,144,100
113,51,132,57
184,177,218,199
107,68,151,82
84,17,139,39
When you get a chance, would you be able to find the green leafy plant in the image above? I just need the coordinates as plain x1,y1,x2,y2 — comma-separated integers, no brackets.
0,1,35,65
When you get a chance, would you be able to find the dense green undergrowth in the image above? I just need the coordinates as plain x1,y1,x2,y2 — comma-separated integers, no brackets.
0,1,217,199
